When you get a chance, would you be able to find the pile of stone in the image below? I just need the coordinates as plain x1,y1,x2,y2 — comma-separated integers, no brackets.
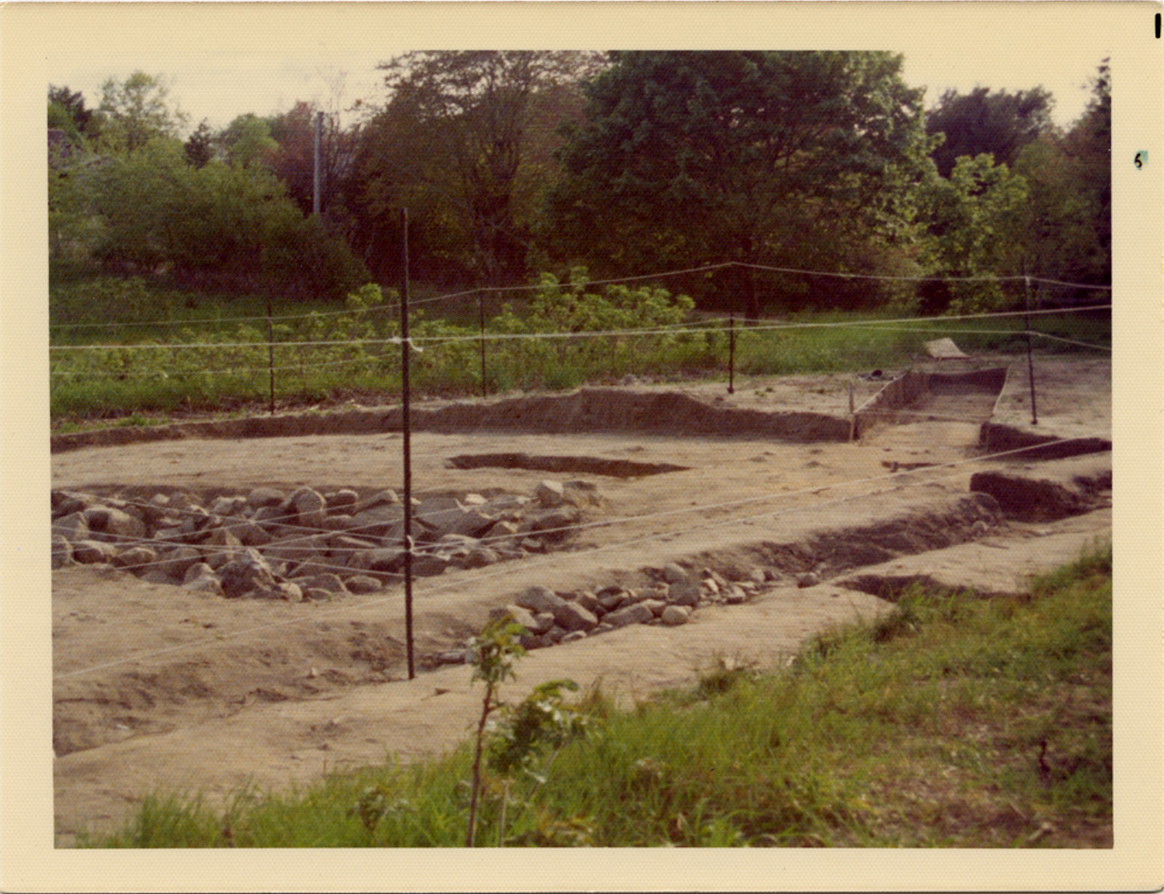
50,479,599,601
438,561,768,660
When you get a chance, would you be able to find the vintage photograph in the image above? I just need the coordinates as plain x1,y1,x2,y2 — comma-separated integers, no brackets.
3,1,1161,890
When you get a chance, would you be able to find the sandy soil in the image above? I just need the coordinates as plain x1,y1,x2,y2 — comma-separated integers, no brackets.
51,354,1112,844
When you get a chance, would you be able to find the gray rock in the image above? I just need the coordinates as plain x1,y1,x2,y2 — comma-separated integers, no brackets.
515,585,566,615
84,505,146,542
797,572,821,588
344,575,382,594
182,574,223,596
51,534,73,568
202,527,244,570
302,588,333,602
72,539,118,564
355,489,400,511
604,602,654,628
491,604,543,635
210,495,247,517
219,547,278,598
246,487,287,510
158,545,203,580
661,605,691,626
52,512,90,543
349,502,405,539
52,491,98,518
251,505,299,537
290,487,328,529
552,601,599,633
412,555,451,577
662,563,689,583
254,581,303,601
596,587,629,612
518,505,581,540
347,548,404,573
183,562,216,584
535,480,566,507
325,489,359,515
113,546,158,569
261,534,327,566
560,630,588,644
459,547,501,569
435,507,499,539
640,599,667,618
570,590,601,615
563,480,601,505
220,517,273,547
725,587,748,605
292,573,349,595
668,579,702,607
328,534,381,562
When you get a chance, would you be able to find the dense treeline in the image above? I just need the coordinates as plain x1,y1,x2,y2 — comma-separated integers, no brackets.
48,53,1110,314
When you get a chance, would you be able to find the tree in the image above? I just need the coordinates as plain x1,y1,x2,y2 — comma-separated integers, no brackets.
926,86,1054,178
357,50,604,285
86,140,368,298
1001,61,1110,305
545,51,935,317
97,71,187,154
184,120,216,168
913,154,1029,314
48,85,101,147
219,113,278,168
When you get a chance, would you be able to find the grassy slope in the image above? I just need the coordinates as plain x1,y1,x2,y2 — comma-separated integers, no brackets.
80,542,1112,848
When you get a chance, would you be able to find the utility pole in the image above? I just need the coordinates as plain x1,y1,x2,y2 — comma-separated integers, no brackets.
313,111,323,217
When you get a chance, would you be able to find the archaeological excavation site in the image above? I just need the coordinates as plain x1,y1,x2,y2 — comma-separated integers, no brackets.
50,354,1112,843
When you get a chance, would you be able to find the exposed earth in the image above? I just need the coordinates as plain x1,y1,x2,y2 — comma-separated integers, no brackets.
50,353,1113,845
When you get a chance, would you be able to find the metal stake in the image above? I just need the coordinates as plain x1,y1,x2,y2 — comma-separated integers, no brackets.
1023,271,1038,425
267,297,275,416
728,316,736,394
401,208,415,679
479,293,487,399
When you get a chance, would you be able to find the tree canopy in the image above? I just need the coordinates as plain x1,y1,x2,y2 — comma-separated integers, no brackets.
97,71,187,154
354,50,604,285
544,51,935,316
926,86,1054,177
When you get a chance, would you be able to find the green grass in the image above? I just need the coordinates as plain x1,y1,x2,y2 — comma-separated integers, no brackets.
48,266,1111,429
77,541,1112,848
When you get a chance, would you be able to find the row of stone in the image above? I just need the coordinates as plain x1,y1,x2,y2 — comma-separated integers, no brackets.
437,562,770,660
50,480,598,596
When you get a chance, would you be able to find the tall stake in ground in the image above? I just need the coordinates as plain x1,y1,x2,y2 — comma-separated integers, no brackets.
401,208,415,679
1023,265,1038,426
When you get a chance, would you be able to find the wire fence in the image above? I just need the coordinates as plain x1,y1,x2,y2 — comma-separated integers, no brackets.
49,256,1111,421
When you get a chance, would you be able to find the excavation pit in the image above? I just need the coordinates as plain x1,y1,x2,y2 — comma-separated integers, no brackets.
852,367,1008,440
446,452,690,478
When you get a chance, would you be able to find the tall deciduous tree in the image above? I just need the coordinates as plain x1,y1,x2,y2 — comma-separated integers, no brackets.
48,84,101,147
544,51,934,317
357,50,603,285
97,71,187,154
926,86,1054,177
913,154,1029,314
